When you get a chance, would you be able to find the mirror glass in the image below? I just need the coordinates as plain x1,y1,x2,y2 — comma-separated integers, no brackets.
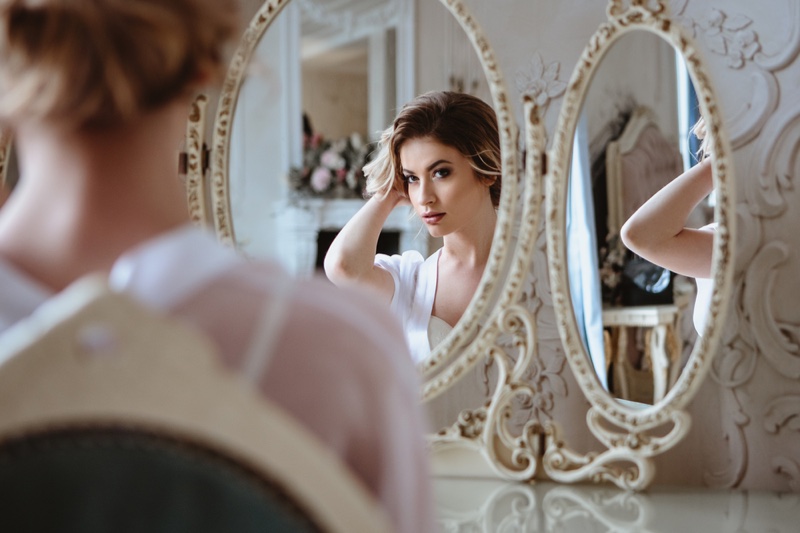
215,0,517,436
227,0,424,269
565,30,715,406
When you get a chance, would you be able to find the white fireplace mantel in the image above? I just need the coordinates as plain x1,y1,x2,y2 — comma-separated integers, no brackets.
276,197,427,277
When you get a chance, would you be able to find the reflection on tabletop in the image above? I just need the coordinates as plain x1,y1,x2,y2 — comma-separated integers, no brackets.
434,477,799,532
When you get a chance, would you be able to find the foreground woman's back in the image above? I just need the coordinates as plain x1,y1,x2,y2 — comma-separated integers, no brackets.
0,1,434,531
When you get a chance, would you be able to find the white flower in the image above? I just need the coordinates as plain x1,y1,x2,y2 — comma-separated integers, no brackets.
734,28,760,60
310,166,332,192
699,8,758,69
350,132,364,150
320,149,346,170
515,53,567,110
345,168,359,189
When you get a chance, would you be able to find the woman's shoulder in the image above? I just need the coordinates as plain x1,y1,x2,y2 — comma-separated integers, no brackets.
374,247,440,278
374,249,426,270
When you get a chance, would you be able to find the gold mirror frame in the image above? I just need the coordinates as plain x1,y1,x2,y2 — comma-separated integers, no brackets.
541,1,736,489
201,0,541,446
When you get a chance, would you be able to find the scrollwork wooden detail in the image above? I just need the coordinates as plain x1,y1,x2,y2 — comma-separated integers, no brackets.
674,2,800,149
417,0,521,385
297,0,402,37
431,304,542,481
543,409,691,491
764,395,800,490
607,0,667,24
543,1,735,490
427,94,549,478
185,94,208,226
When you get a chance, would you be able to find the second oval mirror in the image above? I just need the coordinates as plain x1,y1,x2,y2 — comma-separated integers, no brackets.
543,0,735,489
564,30,715,407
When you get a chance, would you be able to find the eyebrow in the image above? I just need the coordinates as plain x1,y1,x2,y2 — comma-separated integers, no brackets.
403,159,452,175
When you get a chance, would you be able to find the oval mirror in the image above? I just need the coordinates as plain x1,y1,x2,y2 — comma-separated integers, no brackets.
208,0,521,433
543,2,735,489
567,30,716,407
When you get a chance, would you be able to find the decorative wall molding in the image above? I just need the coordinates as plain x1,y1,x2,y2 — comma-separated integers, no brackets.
706,0,800,483
683,8,761,69
514,54,567,114
748,107,800,218
298,0,403,40
674,1,800,150
428,95,546,479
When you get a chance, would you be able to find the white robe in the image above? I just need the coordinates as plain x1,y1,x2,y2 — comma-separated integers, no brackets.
374,248,452,363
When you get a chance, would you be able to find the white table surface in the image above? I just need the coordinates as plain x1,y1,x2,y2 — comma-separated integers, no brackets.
434,476,799,532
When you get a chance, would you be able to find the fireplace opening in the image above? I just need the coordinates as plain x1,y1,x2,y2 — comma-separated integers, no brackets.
315,230,401,271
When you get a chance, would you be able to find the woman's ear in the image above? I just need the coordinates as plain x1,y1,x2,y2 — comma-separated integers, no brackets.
481,175,497,188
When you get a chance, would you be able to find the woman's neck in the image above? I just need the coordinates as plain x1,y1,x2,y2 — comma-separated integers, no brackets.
0,102,191,290
441,203,497,268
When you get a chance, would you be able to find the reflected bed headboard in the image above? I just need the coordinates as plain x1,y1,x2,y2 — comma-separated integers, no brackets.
605,106,684,236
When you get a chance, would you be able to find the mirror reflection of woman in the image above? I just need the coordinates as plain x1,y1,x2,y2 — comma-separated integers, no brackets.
325,91,501,363
621,119,715,333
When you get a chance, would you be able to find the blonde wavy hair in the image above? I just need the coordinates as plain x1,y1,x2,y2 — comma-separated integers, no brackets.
0,0,238,130
691,115,714,160
364,91,502,207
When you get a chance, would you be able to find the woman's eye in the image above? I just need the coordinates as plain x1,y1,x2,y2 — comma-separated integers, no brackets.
433,168,451,179
403,174,419,184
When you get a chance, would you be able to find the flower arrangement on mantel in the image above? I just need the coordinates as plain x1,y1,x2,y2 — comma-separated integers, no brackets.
287,132,375,200
598,231,627,306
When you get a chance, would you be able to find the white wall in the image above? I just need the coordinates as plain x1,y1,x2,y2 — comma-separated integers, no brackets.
228,7,298,261
584,31,679,148
302,66,369,140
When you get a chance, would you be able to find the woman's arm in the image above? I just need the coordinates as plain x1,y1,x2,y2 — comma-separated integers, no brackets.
323,192,401,302
620,158,715,279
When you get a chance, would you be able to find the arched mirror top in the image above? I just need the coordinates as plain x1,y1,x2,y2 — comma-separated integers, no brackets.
205,0,522,400
545,1,735,430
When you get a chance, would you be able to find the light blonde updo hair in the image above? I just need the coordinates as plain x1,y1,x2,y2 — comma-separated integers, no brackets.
0,0,238,130
691,115,713,159
364,90,502,208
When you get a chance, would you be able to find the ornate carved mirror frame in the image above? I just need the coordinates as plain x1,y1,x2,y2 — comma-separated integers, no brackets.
541,0,736,489
192,0,547,471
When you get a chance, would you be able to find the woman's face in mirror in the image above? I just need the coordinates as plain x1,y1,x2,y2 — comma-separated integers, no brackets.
399,138,495,240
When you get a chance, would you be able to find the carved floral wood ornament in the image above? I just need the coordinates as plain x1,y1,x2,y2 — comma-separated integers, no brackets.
193,0,738,490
